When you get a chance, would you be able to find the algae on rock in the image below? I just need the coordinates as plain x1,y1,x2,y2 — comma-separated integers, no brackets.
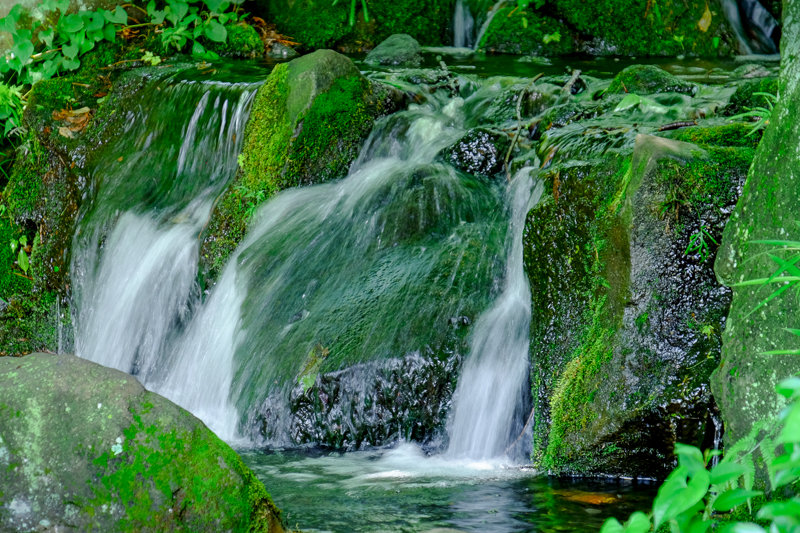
711,0,800,445
0,353,284,532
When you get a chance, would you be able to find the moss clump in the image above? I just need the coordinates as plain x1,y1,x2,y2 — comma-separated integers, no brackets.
478,7,574,55
552,0,736,57
206,23,264,58
667,123,762,149
0,217,31,302
606,65,697,96
724,77,779,116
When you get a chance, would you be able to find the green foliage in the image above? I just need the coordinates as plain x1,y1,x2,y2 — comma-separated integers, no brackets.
729,92,778,138
9,234,30,275
686,225,719,263
601,377,800,533
333,0,369,26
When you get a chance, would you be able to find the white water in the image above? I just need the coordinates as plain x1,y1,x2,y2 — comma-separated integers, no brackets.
453,0,475,49
447,169,543,460
72,75,257,439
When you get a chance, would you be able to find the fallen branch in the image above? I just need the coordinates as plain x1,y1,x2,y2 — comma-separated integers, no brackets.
504,72,543,181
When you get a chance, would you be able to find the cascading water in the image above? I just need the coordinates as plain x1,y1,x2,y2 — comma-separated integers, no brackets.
453,0,475,48
72,68,262,439
721,0,780,55
447,169,542,460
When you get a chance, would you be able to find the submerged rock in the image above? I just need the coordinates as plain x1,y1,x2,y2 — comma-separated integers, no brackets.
442,127,511,178
606,65,698,97
526,134,752,477
0,353,284,532
365,34,423,67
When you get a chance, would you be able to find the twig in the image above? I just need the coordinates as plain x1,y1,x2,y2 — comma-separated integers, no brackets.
561,69,581,96
12,272,32,281
658,120,697,132
504,72,543,181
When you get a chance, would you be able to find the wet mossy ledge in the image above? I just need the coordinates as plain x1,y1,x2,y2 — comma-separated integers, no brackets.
201,49,404,281
0,353,285,532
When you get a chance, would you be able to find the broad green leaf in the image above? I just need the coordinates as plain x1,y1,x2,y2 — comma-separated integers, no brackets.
676,444,705,474
60,13,84,33
167,2,190,24
756,499,800,520
18,250,28,273
85,11,105,32
712,488,762,511
599,518,625,533
103,24,117,43
12,40,34,65
710,461,747,485
39,28,55,48
191,40,206,56
653,468,709,530
62,57,80,71
204,0,224,12
773,466,800,488
204,19,227,42
105,6,128,24
688,519,711,533
779,402,800,443
62,41,80,59
624,511,650,533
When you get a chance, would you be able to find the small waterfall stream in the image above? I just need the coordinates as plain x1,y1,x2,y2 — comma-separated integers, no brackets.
453,0,475,48
447,170,543,460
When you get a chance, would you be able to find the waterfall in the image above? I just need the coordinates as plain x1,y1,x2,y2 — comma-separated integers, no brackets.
720,0,779,55
72,71,260,439
446,169,542,460
454,0,475,48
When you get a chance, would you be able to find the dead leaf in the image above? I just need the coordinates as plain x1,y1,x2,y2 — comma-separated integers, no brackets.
117,157,123,162
698,3,712,32
58,126,75,139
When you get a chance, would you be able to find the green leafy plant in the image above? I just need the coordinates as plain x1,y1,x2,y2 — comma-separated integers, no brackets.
601,376,800,533
686,225,719,262
0,82,25,138
10,235,30,275
332,0,369,26
729,92,778,137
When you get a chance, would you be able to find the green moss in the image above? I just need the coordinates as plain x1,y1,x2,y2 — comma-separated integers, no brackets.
725,77,779,116
478,7,574,55
0,217,31,302
668,123,762,149
89,405,280,531
606,65,697,96
0,291,69,356
552,0,736,57
207,23,263,58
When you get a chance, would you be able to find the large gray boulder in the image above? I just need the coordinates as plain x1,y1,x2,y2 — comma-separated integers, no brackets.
365,34,423,67
0,353,284,532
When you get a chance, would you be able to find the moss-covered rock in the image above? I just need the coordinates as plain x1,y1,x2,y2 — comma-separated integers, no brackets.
606,65,698,96
711,0,800,447
201,50,403,281
550,0,737,57
365,33,422,67
0,352,284,532
206,22,264,58
478,7,574,56
256,0,454,50
526,135,752,477
724,76,779,116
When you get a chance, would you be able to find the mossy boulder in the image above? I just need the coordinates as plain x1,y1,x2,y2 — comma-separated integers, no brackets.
526,135,752,477
478,7,574,56
723,76,779,116
255,0,454,50
711,0,800,446
201,50,403,281
206,22,264,58
0,352,284,532
550,0,737,57
606,65,698,96
365,33,422,67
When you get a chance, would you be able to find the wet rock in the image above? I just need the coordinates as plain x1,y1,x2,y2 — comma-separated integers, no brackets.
254,351,460,449
606,65,698,97
712,0,800,451
365,33,423,67
525,134,752,477
0,353,284,532
478,7,574,56
267,41,299,60
442,128,511,178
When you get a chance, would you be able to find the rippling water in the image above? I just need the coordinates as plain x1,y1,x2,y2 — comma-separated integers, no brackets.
241,444,657,533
